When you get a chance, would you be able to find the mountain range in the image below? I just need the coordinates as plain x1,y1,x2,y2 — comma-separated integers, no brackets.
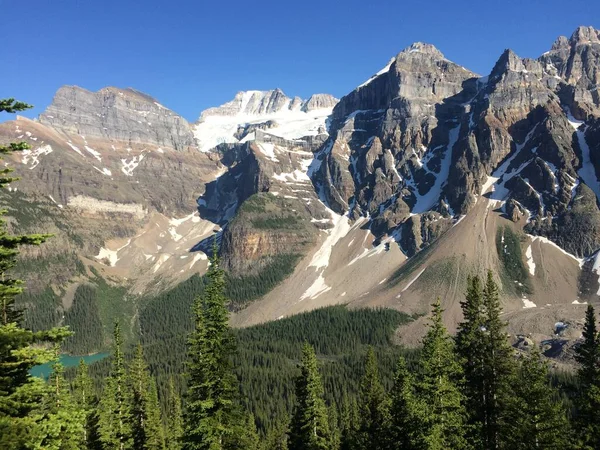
2,25,600,354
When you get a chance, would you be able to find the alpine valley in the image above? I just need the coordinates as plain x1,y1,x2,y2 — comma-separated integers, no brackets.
4,25,600,356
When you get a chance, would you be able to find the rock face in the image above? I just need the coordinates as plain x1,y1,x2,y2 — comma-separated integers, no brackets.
39,86,196,150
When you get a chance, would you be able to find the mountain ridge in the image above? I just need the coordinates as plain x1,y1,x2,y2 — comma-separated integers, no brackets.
1,26,600,354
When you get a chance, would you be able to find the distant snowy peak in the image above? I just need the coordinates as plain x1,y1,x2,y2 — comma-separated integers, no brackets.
198,89,338,121
193,89,338,152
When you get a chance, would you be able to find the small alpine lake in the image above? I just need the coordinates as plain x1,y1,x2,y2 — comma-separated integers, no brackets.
30,352,109,379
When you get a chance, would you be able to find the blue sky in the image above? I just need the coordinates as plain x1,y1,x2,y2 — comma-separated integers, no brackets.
1,0,598,122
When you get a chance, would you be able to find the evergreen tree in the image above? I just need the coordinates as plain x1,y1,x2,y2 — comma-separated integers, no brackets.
262,420,289,450
481,270,516,449
328,405,341,450
166,377,183,450
503,351,571,449
129,343,164,450
0,97,71,449
574,304,600,449
339,396,358,450
388,356,420,450
455,275,485,447
288,343,332,450
98,322,132,450
40,361,86,450
73,359,102,449
182,243,247,450
355,347,389,450
416,300,468,450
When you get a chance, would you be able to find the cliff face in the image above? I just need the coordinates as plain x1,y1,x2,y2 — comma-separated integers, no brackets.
39,86,196,150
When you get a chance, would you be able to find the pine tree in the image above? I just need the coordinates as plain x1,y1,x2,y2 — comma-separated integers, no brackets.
574,304,600,449
98,322,132,450
503,351,571,449
355,347,389,450
0,97,71,449
166,377,183,450
288,343,332,450
481,271,516,449
416,300,468,450
389,356,420,450
182,243,247,450
73,359,102,449
129,343,165,450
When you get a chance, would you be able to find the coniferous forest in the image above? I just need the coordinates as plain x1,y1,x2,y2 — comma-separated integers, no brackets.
1,98,600,449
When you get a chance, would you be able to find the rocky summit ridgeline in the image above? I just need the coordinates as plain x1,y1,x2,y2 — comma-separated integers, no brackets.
2,26,600,352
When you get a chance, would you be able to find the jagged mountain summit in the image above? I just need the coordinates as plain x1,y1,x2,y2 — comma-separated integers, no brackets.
193,89,338,152
1,26,600,353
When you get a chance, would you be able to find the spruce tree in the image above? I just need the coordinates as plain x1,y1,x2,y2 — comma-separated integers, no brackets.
166,377,183,450
574,304,600,449
73,359,102,449
416,300,468,450
339,396,358,450
182,243,247,450
98,322,132,450
288,343,332,450
262,420,289,450
389,356,420,450
455,275,486,447
0,98,71,449
129,343,164,450
39,361,86,450
355,347,389,450
481,270,515,449
504,351,571,449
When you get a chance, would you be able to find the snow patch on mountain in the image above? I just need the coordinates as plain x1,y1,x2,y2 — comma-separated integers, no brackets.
412,125,460,213
193,90,336,152
358,57,395,89
21,144,52,170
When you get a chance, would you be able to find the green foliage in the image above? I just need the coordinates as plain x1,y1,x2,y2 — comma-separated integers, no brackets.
504,351,572,449
0,97,73,449
130,344,165,450
288,343,332,450
574,304,600,449
98,322,132,449
182,246,250,450
251,215,301,229
415,300,469,450
496,225,532,295
63,284,104,354
355,347,389,450
73,359,102,449
166,377,184,450
226,253,301,306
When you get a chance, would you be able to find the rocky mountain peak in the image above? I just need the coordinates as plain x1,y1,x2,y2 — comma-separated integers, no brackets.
38,85,196,150
199,89,302,121
490,49,527,78
398,42,446,59
569,25,600,45
551,35,570,51
301,93,339,112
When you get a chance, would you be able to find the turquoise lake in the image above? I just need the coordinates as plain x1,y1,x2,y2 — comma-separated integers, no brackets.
30,352,109,379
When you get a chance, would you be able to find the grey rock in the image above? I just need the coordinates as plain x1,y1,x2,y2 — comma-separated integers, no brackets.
39,86,196,150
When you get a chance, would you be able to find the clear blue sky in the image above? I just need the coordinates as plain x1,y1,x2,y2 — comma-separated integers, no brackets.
1,0,598,122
